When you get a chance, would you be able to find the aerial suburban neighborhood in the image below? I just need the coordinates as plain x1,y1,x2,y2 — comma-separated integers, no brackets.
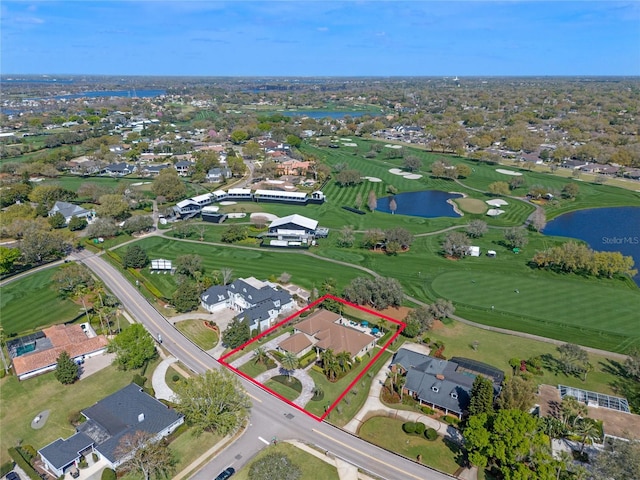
1,4,640,478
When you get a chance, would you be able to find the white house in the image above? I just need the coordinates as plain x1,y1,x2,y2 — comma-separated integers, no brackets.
48,201,94,224
201,277,295,332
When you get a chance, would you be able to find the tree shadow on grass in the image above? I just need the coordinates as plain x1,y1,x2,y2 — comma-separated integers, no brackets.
599,358,628,378
444,437,467,468
541,353,564,376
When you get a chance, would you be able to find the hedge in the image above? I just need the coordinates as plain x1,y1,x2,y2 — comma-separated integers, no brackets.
0,462,14,477
402,422,416,434
101,468,117,480
443,415,460,426
421,406,435,415
425,428,438,441
8,447,40,480
298,350,317,369
414,422,426,435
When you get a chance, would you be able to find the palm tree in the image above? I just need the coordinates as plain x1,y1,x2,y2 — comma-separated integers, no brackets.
253,347,269,365
321,349,338,381
281,351,299,383
336,351,352,374
574,417,601,455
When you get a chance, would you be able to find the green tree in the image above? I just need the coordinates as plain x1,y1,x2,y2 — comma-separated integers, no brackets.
336,225,355,247
455,164,471,178
242,140,262,159
28,185,76,207
114,430,175,480
281,351,299,382
122,245,149,269
96,194,130,220
54,350,79,384
592,438,640,480
0,246,21,274
68,215,88,231
174,254,204,278
573,417,601,454
87,218,120,238
468,376,495,417
428,298,455,320
48,211,66,229
253,346,269,365
174,369,251,435
404,156,422,172
503,227,529,249
220,224,248,243
152,169,186,201
442,231,470,258
286,134,302,148
172,281,201,313
466,220,488,238
496,376,536,411
230,130,249,144
19,226,71,264
52,262,94,297
122,215,154,235
248,452,301,480
384,227,413,248
488,181,510,196
321,349,339,381
335,169,363,187
107,324,157,370
223,318,250,349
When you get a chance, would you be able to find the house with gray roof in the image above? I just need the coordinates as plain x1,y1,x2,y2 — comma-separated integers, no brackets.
201,277,296,333
49,201,94,224
38,384,183,477
390,348,503,418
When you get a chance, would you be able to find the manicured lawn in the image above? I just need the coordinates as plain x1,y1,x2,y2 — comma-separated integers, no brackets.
1,267,85,335
454,197,488,214
165,365,187,386
264,375,302,402
167,429,222,476
233,443,339,480
238,359,273,378
426,320,620,395
358,416,463,475
174,320,219,350
307,350,392,426
0,364,140,465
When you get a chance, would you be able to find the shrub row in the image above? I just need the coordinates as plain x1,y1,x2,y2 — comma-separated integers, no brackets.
402,423,438,441
298,350,317,369
8,447,40,480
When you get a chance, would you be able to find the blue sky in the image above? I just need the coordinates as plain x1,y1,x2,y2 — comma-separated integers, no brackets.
2,1,639,76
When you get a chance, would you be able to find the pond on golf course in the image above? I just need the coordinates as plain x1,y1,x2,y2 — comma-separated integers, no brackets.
378,190,463,218
543,206,640,286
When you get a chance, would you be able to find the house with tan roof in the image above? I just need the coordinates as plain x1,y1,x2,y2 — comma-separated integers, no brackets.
9,324,109,380
278,309,376,360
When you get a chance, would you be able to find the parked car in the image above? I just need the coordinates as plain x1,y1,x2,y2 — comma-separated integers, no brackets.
6,472,20,480
214,467,235,480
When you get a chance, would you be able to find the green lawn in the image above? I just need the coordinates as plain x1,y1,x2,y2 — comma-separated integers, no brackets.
427,320,621,395
1,267,85,335
264,376,302,402
0,364,140,465
358,416,462,475
307,350,392,426
238,359,273,378
167,429,222,477
174,320,219,350
233,443,339,480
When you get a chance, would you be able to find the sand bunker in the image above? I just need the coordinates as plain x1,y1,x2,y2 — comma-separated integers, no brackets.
404,174,422,180
384,144,403,149
342,142,358,147
486,199,509,206
362,176,383,182
219,201,237,205
388,168,406,175
340,138,352,141
496,169,523,176
250,212,278,221
486,209,506,217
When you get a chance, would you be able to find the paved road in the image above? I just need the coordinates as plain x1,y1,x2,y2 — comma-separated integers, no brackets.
73,250,454,480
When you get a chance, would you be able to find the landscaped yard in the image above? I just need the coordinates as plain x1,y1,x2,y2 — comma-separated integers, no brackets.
174,320,219,350
232,443,339,480
264,375,302,402
358,416,463,475
306,349,392,426
1,267,85,335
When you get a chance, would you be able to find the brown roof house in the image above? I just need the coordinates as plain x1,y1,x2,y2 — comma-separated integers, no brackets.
278,309,376,360
9,324,108,380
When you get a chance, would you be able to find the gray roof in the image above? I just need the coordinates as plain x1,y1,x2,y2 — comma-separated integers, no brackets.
39,384,183,467
50,201,90,219
105,162,134,173
38,432,94,470
391,348,502,415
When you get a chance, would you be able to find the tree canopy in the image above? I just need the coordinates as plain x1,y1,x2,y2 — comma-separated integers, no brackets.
152,169,187,201
107,324,157,370
223,318,251,348
174,369,251,436
249,452,301,480
122,245,149,269
114,431,175,480
55,350,79,384
342,276,403,310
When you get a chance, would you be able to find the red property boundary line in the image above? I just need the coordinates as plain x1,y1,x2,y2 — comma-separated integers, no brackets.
219,294,406,422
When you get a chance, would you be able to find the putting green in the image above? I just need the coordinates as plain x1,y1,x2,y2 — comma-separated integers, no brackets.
454,197,488,214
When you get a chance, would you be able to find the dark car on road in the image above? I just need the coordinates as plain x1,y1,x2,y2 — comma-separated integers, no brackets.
214,467,235,480
6,472,20,480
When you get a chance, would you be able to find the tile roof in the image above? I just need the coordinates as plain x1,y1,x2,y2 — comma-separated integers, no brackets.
279,332,313,355
294,309,375,359
13,325,109,377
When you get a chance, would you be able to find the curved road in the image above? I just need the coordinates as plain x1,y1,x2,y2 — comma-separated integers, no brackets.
73,249,454,480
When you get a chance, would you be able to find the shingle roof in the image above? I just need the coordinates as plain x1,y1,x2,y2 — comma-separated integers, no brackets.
38,433,94,470
50,201,90,219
